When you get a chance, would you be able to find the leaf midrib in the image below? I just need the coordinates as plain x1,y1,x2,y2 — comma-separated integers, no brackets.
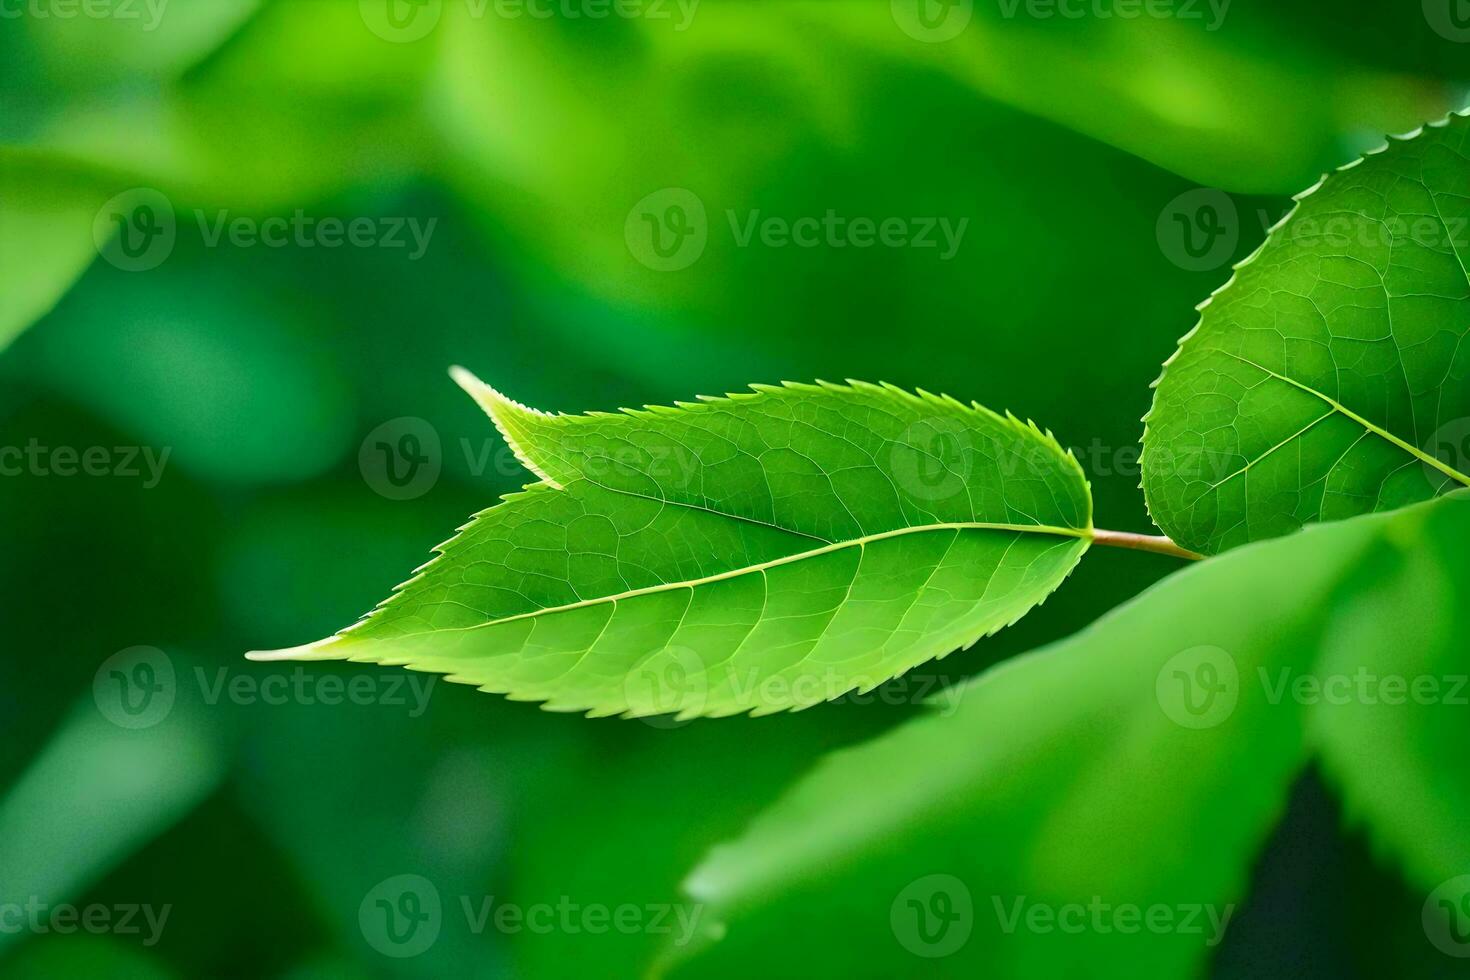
381,520,1090,639
1216,349,1470,488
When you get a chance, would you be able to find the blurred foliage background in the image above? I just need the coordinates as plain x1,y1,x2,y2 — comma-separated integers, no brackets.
1,0,1468,976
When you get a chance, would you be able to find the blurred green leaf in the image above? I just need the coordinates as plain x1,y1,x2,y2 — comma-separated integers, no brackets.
1310,501,1470,893
0,696,225,957
27,253,356,485
507,710,890,979
1222,0,1470,85
237,705,514,979
19,0,434,208
0,149,108,351
0,0,257,138
0,0,255,95
834,6,1454,193
0,0,438,349
664,495,1469,978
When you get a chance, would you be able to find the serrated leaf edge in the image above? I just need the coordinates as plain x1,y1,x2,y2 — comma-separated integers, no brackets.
451,367,1093,531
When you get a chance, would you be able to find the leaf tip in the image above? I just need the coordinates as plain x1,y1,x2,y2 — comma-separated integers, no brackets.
447,363,480,394
245,636,344,662
451,364,555,420
448,365,566,489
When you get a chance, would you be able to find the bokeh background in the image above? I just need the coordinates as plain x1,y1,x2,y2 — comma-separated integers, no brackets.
2,1,1468,976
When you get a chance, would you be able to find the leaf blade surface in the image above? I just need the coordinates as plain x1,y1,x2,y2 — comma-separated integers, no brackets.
253,375,1092,718
1143,111,1470,554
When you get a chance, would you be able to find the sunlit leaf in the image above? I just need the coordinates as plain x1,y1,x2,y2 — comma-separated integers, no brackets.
250,371,1092,718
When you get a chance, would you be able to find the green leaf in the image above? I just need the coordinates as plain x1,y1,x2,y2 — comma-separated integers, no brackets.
1143,110,1470,555
28,262,358,486
250,371,1092,719
0,696,225,956
1309,497,1470,892
663,494,1469,979
816,6,1449,195
0,149,106,350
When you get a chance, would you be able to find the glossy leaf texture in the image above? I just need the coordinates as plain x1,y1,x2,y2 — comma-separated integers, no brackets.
663,492,1470,979
1142,110,1470,555
250,372,1092,719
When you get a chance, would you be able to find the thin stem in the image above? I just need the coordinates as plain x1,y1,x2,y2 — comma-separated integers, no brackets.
1090,528,1203,561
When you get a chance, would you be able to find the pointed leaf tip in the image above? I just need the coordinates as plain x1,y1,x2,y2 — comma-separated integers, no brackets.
448,364,482,395
449,367,565,489
244,636,344,662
